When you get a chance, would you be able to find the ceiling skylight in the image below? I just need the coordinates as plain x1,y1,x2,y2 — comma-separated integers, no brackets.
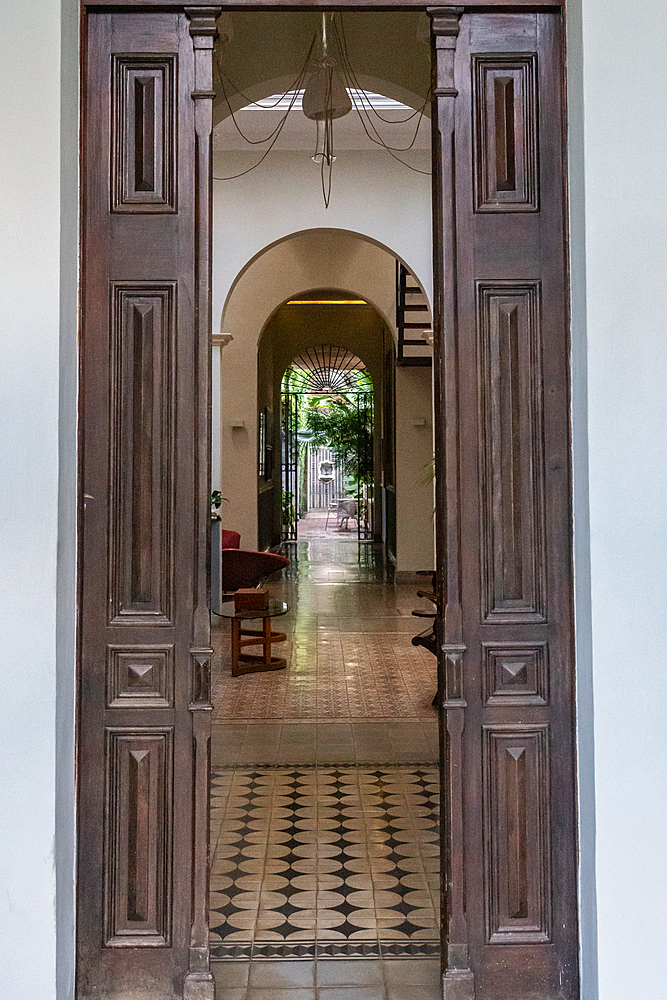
243,89,413,112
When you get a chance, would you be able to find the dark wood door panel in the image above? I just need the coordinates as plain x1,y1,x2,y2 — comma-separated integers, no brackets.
433,9,578,999
76,6,578,1000
78,9,214,999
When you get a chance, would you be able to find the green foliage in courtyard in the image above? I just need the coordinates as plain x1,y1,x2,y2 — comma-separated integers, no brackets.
303,386,373,482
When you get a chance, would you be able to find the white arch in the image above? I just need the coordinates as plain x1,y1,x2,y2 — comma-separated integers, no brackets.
219,226,431,345
214,228,434,569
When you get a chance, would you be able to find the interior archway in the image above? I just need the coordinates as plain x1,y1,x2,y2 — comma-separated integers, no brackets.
257,291,387,549
213,229,434,572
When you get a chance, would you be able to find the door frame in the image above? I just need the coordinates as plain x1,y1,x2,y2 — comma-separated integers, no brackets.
76,2,575,998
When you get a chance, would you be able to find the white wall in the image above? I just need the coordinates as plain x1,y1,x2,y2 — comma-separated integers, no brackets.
0,1,77,998
213,149,432,329
569,1,667,997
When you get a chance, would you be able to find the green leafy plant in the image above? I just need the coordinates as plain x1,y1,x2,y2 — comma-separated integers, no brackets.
422,457,436,487
210,490,228,523
282,489,296,527
303,392,373,481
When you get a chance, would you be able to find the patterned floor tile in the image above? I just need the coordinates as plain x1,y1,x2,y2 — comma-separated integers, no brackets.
211,536,437,724
210,531,440,964
210,765,440,962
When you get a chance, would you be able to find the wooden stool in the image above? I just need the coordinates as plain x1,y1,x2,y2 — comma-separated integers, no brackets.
213,599,289,677
231,615,287,676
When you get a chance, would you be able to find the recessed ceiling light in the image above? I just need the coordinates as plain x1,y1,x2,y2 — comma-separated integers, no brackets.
286,299,367,305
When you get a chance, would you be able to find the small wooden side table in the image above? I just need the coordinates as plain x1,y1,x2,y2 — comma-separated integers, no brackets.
212,600,289,676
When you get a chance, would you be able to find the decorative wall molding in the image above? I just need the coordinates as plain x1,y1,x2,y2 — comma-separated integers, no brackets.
211,332,233,348
482,642,549,706
185,11,220,997
472,54,538,213
108,282,176,626
483,725,552,944
477,280,547,623
106,645,175,708
104,728,173,947
111,55,177,213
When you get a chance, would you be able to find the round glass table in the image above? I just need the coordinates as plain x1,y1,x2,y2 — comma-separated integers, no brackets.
212,599,289,676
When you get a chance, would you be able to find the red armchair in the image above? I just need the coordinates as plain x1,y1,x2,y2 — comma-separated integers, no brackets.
221,529,241,549
221,549,290,593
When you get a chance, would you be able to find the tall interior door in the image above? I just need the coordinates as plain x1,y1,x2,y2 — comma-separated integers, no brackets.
431,8,579,998
76,4,578,999
77,7,216,998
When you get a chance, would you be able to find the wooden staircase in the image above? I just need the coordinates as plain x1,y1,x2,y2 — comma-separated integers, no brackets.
396,261,432,366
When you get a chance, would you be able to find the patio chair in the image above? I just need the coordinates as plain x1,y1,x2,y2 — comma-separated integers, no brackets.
325,498,357,531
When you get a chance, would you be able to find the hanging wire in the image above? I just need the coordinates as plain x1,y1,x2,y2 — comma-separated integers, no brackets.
213,34,317,180
318,65,337,208
334,16,427,125
212,13,432,186
332,14,432,176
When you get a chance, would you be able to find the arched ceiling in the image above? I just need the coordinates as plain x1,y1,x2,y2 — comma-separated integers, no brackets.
213,11,431,125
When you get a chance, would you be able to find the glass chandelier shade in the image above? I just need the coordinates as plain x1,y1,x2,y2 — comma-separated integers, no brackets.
302,61,352,122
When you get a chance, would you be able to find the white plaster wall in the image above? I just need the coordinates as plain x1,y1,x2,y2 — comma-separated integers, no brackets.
569,1,667,997
213,149,432,330
0,1,77,997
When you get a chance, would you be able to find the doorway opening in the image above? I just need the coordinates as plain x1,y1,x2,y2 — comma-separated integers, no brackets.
209,12,440,990
76,6,579,998
280,342,374,543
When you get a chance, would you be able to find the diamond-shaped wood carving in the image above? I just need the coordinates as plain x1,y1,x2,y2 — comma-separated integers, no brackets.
501,658,528,685
127,662,154,687
482,642,548,705
107,646,174,708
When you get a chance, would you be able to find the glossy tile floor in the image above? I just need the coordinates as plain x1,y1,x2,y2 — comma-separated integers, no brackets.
210,766,440,959
211,535,438,725
210,518,441,998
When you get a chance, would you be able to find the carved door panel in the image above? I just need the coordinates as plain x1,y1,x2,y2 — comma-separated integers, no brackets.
78,8,216,998
77,6,577,1000
431,10,578,999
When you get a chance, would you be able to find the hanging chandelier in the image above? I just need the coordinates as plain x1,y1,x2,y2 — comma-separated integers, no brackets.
301,15,352,204
213,13,431,207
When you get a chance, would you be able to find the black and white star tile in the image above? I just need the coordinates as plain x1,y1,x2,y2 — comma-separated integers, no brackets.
209,765,440,962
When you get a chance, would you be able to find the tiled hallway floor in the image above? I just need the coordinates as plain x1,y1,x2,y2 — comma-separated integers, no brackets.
210,525,440,997
212,956,441,1000
211,535,438,724
210,765,440,960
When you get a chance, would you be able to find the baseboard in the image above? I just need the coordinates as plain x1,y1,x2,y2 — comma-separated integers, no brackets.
394,569,434,584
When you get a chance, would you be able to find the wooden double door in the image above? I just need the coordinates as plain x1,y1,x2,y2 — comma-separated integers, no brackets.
77,3,578,998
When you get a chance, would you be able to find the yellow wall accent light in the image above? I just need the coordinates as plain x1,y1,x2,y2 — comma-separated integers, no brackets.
286,299,367,305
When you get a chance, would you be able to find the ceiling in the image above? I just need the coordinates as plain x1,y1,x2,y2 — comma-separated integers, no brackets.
212,11,431,156
212,105,430,153
213,11,431,122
